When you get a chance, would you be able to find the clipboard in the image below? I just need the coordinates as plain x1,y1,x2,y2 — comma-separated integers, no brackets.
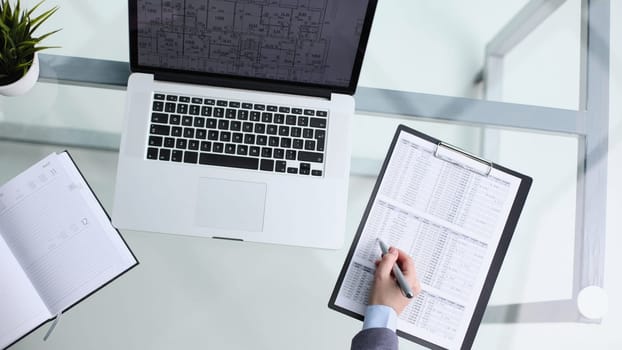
328,125,532,350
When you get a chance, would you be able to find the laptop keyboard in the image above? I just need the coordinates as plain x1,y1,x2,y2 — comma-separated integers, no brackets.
146,92,327,176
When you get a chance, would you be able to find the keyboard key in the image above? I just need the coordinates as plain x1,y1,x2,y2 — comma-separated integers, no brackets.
229,101,240,108
286,115,297,125
310,117,326,128
275,160,287,172
217,100,228,106
316,138,325,152
176,139,187,149
238,110,249,120
226,108,236,119
230,121,241,131
214,107,224,118
200,141,211,152
153,101,164,111
184,151,198,163
242,103,253,109
291,127,302,138
292,108,303,114
225,144,236,154
208,130,219,140
262,112,273,123
218,120,229,130
243,122,253,132
304,109,315,116
274,113,285,124
260,159,274,171
149,136,163,147
261,147,272,158
317,110,328,117
192,97,203,104
213,142,224,153
278,126,290,136
232,133,243,143
188,140,200,150
280,138,292,148
166,95,178,101
195,129,207,140
244,134,256,144
287,167,298,174
170,115,181,125
274,148,284,159
266,125,277,135
194,117,205,128
298,116,309,126
250,146,260,157
171,150,183,162
311,170,323,176
298,151,323,163
154,93,165,100
177,104,188,114
268,136,279,147
293,139,303,149
189,105,200,115
183,127,195,138
150,124,170,136
237,145,248,155
147,147,158,159
257,135,267,145
206,118,217,128
305,140,315,150
286,150,296,160
303,128,313,138
165,102,176,113
278,107,290,113
159,148,170,161
199,153,259,170
300,162,311,175
250,111,261,121
254,123,266,134
171,126,182,137
254,104,265,111
180,96,190,103
267,105,277,112
151,113,168,124
182,116,193,126
164,137,175,148
204,98,215,105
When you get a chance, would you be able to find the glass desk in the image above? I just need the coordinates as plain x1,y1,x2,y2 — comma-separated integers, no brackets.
1,0,621,349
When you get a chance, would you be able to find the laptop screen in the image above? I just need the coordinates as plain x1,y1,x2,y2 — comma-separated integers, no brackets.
130,0,377,95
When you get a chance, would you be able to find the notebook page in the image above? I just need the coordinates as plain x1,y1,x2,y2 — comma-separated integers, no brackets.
0,152,136,315
0,234,50,349
334,131,521,350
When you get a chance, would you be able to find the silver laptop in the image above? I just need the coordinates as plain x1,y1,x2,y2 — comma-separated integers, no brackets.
112,0,378,249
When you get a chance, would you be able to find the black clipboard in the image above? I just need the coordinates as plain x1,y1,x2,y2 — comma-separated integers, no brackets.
328,125,532,350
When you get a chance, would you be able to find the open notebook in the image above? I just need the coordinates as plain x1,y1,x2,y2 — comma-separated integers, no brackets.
0,151,138,349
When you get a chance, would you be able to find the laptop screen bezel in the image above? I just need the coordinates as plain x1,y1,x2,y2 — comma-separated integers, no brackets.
128,0,378,98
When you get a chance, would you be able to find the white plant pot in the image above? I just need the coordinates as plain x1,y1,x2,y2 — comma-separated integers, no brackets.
0,53,40,97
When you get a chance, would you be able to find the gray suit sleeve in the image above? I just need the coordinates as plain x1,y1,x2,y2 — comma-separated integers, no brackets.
351,327,398,350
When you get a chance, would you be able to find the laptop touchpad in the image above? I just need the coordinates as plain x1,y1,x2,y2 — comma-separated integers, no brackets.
195,178,266,232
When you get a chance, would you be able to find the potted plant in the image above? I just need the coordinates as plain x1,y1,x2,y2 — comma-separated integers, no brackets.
0,0,59,96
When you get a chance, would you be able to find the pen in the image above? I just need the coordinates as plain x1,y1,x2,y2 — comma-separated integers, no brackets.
377,238,414,298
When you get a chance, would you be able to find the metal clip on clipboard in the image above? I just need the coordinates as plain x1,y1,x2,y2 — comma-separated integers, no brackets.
434,142,493,176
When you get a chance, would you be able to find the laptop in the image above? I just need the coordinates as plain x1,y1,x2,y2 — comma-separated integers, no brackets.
112,0,378,249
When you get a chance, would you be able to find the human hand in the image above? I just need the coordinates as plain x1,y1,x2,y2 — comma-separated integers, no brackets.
369,246,421,315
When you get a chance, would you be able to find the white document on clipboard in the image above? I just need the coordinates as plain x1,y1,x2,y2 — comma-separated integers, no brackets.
329,125,532,350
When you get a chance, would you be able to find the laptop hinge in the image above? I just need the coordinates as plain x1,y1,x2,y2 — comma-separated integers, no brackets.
152,71,333,100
